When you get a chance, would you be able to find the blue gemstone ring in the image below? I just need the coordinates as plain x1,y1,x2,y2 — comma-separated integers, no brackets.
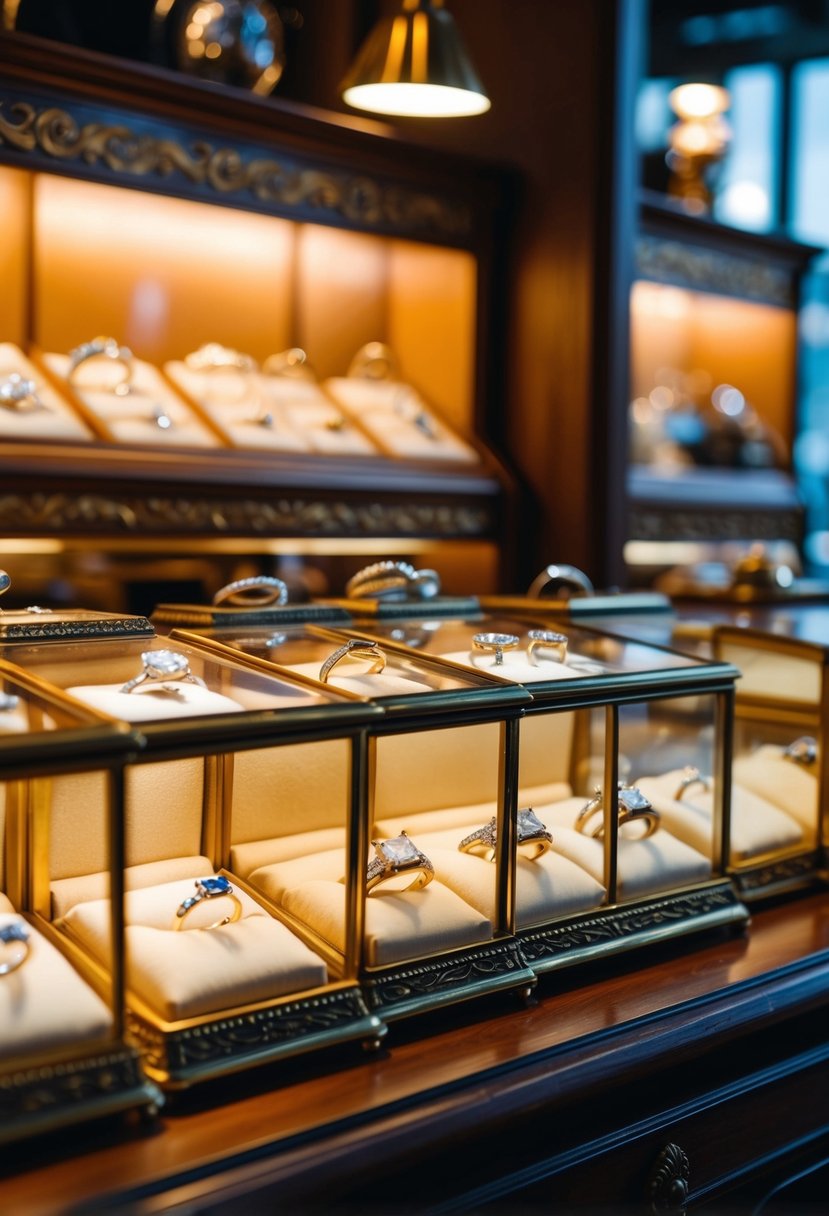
0,916,31,976
174,875,243,931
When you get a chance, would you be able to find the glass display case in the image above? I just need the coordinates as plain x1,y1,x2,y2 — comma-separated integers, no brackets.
4,619,386,1088
0,654,159,1143
172,620,536,1020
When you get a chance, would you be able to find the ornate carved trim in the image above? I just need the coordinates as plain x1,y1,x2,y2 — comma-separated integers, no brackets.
0,97,472,241
127,987,375,1080
627,505,802,545
0,1045,158,1136
734,852,821,896
518,885,746,966
0,615,153,641
0,489,492,539
362,941,532,1014
636,234,794,306
648,1142,690,1215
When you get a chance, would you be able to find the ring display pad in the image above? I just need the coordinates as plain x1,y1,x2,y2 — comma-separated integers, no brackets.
9,632,385,1088
337,613,749,975
713,622,829,899
174,624,539,1020
38,348,223,448
0,342,93,441
164,360,382,456
323,376,480,463
0,660,160,1145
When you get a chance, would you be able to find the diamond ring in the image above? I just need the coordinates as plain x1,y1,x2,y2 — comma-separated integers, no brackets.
459,807,553,862
68,336,133,396
319,638,386,684
365,832,434,895
674,765,711,801
0,372,47,413
345,560,441,602
0,916,30,976
120,649,207,694
783,736,818,767
174,875,243,930
471,632,520,667
527,629,568,665
184,343,257,374
212,576,289,608
575,783,661,840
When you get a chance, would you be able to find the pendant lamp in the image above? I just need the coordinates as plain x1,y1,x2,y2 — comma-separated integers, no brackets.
340,0,490,118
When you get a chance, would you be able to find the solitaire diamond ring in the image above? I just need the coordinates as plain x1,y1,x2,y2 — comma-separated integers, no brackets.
120,649,207,695
0,372,47,413
365,832,434,895
458,808,553,862
674,765,711,801
575,783,661,840
68,336,133,396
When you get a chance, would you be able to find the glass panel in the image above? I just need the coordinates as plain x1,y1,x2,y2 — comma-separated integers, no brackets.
715,63,780,233
792,58,829,246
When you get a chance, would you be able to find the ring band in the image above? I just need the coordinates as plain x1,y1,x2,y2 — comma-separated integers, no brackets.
526,563,595,599
120,649,207,694
365,832,434,894
345,560,441,602
319,638,386,684
212,576,289,608
184,343,257,374
527,629,568,665
471,632,520,667
459,808,553,862
575,784,661,840
0,917,30,976
0,372,47,413
783,736,818,767
68,336,133,396
174,875,243,930
674,765,711,801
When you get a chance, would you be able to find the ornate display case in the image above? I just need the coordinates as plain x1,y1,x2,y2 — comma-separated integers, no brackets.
176,620,535,1021
339,604,748,973
0,650,159,1143
0,33,515,610
713,621,829,900
4,623,386,1088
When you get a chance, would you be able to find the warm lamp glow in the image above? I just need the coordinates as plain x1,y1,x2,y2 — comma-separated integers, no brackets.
340,0,490,119
669,82,730,120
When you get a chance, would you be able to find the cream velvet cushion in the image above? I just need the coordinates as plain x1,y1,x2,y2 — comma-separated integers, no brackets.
442,650,594,684
731,746,819,831
66,682,245,721
285,662,435,697
51,854,214,919
538,797,712,898
63,876,327,1021
0,901,112,1059
637,769,807,861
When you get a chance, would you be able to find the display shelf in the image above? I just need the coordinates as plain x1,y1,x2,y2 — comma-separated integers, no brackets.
1,893,828,1213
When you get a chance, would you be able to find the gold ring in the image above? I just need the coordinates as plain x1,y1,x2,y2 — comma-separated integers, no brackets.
471,632,520,667
527,629,568,665
174,876,243,930
575,784,660,840
458,808,553,862
365,832,434,894
319,638,386,684
68,336,133,396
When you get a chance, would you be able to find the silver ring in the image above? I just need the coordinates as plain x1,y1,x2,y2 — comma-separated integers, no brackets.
471,632,520,667
526,563,594,599
345,561,441,602
184,343,257,374
0,917,30,976
527,629,568,665
212,576,289,608
120,649,207,694
68,336,133,396
575,784,660,840
0,372,48,413
674,765,711,801
783,736,818,767
458,808,553,862
319,638,386,684
347,341,399,381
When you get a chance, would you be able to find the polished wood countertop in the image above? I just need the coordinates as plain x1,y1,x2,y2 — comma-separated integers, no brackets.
4,892,829,1214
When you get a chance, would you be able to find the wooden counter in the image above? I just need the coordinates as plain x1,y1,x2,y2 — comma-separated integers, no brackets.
3,892,829,1213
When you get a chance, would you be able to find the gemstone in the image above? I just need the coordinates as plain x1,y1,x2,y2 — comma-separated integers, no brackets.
379,834,419,864
619,786,651,813
0,919,29,944
144,649,188,678
198,875,232,897
517,808,547,840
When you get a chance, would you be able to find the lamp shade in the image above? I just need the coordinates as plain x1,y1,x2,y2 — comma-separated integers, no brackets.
340,0,490,118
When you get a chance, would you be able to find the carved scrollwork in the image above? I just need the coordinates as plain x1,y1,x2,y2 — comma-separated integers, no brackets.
0,98,471,239
636,234,794,307
363,942,527,1011
647,1142,690,1215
